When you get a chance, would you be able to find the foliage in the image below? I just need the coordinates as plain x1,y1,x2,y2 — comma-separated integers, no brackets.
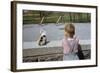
23,10,91,24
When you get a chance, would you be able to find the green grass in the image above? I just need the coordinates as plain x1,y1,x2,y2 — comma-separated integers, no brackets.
23,11,91,24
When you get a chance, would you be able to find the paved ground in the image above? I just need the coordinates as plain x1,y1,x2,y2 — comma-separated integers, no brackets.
23,23,91,42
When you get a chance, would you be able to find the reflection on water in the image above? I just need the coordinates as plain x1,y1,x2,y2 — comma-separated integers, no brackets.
23,23,91,42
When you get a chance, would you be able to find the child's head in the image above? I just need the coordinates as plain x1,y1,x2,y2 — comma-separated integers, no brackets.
64,23,75,38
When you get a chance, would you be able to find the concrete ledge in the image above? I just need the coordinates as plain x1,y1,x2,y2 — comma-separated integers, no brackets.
23,40,90,57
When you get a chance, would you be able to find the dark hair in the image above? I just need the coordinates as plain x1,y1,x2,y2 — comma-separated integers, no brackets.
38,35,47,46
42,35,46,37
40,35,46,41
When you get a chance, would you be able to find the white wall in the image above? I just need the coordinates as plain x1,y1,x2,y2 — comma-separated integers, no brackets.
0,0,99,73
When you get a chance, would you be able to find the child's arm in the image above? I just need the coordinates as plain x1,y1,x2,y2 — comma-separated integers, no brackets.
62,39,70,54
73,37,79,53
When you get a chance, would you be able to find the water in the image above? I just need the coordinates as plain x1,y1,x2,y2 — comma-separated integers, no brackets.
23,23,91,42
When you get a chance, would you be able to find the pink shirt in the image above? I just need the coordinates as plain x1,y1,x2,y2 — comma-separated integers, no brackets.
62,36,79,54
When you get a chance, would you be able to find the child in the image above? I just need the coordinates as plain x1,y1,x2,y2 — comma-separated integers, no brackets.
62,23,79,60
